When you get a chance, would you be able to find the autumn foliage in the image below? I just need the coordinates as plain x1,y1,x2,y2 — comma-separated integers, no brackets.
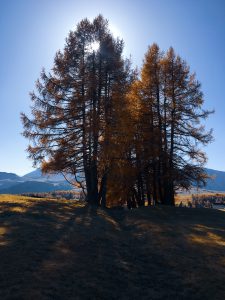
21,15,213,208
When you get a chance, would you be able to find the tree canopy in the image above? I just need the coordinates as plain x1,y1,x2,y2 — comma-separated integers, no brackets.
22,15,213,208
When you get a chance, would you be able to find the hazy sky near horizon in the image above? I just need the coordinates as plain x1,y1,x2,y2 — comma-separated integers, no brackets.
0,0,225,175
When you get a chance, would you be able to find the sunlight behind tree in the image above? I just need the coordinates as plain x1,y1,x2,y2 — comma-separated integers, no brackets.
87,40,100,52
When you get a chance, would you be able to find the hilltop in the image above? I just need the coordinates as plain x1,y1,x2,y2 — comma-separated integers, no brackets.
0,195,225,299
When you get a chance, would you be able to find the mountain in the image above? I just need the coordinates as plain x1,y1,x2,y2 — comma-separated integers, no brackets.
205,168,225,192
23,169,77,182
0,181,71,194
0,172,24,191
0,167,225,194
0,170,74,194
22,169,67,182
0,172,20,180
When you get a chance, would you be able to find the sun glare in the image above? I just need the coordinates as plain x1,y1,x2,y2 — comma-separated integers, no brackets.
109,23,123,39
88,41,100,52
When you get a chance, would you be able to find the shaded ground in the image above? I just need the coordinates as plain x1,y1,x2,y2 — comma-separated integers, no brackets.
0,195,225,299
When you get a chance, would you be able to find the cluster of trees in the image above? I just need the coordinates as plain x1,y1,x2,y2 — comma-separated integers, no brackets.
22,15,213,208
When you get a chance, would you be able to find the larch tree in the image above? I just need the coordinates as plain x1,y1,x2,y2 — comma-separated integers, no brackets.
22,17,213,208
128,44,213,206
160,47,213,204
21,15,132,207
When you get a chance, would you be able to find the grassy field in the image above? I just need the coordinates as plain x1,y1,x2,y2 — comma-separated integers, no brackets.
175,191,225,206
0,194,225,299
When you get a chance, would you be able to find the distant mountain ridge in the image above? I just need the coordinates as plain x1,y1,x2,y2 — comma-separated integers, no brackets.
22,169,67,182
0,172,20,180
0,169,73,194
204,168,225,192
0,181,71,194
0,168,225,194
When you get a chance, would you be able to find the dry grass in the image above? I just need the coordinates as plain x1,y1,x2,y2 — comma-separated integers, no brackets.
175,193,193,205
175,191,225,206
0,194,225,299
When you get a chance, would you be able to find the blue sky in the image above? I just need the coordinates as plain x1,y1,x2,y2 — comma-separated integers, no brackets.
0,0,225,175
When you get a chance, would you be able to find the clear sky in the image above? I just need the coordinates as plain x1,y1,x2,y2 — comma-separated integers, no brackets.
1,0,225,175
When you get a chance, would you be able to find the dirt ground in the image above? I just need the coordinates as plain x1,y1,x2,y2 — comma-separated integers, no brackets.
0,195,225,299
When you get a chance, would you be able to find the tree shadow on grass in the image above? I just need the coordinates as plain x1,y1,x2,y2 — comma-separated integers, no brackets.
0,200,225,299
119,206,225,300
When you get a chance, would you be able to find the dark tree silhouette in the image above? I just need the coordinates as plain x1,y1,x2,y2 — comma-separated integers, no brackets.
21,15,132,207
22,17,213,208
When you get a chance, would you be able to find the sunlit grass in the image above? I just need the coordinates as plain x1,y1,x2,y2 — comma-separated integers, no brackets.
175,193,192,205
0,194,51,203
175,191,225,206
189,224,225,247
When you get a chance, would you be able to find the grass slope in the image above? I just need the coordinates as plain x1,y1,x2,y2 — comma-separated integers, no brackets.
0,195,225,299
